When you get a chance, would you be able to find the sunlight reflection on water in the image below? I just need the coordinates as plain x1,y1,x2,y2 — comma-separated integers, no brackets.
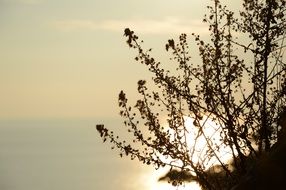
134,166,202,190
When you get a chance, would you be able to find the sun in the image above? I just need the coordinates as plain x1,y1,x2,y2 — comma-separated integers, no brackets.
183,115,233,168
140,114,233,190
157,114,233,189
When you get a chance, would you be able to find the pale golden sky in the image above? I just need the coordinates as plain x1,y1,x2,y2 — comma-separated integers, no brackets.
0,0,241,120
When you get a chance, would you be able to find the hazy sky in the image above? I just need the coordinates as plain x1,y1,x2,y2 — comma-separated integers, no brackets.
0,0,240,120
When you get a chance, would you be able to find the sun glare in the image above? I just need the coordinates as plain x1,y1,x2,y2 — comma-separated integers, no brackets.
184,115,233,168
139,114,233,190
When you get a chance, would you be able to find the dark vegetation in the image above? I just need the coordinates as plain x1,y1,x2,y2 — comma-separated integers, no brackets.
97,0,286,189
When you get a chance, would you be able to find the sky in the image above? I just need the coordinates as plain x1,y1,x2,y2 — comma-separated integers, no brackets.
0,0,244,121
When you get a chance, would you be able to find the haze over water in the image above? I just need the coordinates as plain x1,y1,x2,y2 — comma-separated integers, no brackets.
0,119,200,190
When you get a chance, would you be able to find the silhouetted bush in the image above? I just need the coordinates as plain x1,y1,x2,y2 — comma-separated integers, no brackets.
97,0,286,189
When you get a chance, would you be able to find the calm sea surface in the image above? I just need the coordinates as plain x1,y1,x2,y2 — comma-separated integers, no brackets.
0,119,199,190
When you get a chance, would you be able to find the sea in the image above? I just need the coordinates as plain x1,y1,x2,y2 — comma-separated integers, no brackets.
0,118,200,190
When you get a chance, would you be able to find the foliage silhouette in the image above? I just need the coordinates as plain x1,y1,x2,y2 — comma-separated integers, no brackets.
97,0,286,189
231,110,286,190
